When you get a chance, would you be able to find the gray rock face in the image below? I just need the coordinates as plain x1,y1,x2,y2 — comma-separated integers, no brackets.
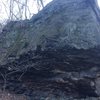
31,0,100,49
1,0,100,99
0,0,100,63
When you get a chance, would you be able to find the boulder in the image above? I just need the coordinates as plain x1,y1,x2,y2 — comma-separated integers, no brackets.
0,0,100,64
0,0,100,99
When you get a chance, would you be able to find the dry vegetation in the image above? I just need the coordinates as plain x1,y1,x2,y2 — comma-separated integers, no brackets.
0,90,27,100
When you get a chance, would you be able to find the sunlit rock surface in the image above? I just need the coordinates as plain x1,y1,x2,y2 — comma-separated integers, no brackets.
0,0,100,99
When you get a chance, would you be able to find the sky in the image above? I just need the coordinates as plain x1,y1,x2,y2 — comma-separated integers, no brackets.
0,0,53,22
97,0,100,7
0,0,100,22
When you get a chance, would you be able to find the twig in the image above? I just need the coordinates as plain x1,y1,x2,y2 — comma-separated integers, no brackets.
18,70,27,81
0,72,7,93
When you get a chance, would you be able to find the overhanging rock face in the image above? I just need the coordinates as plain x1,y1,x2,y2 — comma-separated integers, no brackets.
0,0,100,64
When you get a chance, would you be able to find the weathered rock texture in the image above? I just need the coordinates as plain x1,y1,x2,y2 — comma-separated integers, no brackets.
0,0,100,64
0,0,100,99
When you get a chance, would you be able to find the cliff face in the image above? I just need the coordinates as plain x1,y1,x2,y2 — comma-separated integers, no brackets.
0,0,100,99
0,0,100,64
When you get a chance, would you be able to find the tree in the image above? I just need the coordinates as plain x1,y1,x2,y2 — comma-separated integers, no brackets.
1,0,45,21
